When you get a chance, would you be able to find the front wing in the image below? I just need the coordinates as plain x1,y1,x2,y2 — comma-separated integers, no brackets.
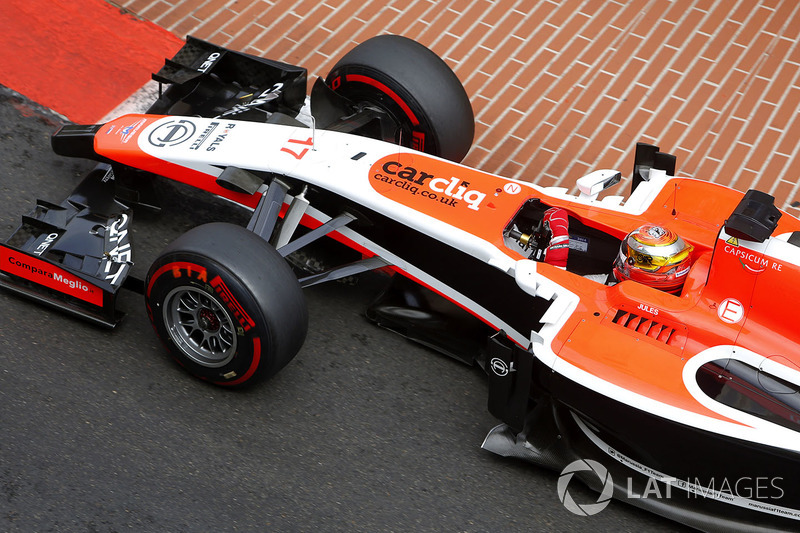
0,165,132,327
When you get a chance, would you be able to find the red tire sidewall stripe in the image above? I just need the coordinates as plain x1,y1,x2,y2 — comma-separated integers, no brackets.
217,337,261,387
345,74,420,126
146,260,207,297
147,259,264,385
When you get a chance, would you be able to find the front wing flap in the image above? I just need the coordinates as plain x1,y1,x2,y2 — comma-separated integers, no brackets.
147,35,308,121
0,165,133,327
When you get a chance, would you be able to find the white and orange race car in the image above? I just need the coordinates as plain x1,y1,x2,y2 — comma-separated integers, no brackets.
2,35,799,532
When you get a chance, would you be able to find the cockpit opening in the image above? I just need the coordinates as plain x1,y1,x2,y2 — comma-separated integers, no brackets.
503,198,621,279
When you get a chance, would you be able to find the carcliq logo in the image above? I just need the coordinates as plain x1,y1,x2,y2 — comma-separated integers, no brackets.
367,153,531,241
557,459,614,516
373,160,487,211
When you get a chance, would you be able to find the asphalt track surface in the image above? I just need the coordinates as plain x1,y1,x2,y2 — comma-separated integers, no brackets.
0,88,689,532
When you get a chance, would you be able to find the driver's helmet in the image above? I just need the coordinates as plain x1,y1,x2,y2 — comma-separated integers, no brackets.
612,224,694,294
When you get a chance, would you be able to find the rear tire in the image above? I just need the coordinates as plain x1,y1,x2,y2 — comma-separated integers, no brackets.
327,34,474,162
145,222,307,387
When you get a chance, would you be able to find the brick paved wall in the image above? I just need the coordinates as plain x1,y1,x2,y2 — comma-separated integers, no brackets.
115,0,800,210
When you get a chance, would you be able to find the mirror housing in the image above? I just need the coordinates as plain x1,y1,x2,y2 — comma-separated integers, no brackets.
576,169,622,200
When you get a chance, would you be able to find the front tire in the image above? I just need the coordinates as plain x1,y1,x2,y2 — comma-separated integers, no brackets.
145,222,308,387
326,34,474,162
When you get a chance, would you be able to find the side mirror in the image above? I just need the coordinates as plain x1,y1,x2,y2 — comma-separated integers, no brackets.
576,169,622,200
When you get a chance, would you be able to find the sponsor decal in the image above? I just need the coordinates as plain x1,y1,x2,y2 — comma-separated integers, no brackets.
119,118,146,144
218,83,284,117
103,214,132,285
0,247,102,306
148,119,197,147
373,159,487,211
723,243,783,273
209,275,255,332
190,121,219,150
205,122,236,152
33,232,59,256
97,116,157,154
102,119,146,144
198,51,221,73
367,154,532,245
489,357,510,376
108,213,129,246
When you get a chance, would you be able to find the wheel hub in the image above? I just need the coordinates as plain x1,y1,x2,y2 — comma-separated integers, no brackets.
197,307,221,332
163,287,237,368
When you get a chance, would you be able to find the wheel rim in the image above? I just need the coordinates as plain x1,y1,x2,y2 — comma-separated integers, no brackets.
163,287,237,368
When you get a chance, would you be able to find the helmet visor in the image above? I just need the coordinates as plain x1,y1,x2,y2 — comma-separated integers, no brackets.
621,225,693,272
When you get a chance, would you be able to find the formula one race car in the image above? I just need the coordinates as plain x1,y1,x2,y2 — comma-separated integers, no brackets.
2,35,800,532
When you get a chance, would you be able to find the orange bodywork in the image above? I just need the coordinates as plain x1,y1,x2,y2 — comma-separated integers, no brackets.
95,116,800,428
369,151,800,427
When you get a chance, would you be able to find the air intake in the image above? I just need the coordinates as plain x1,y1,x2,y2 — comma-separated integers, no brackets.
611,309,683,347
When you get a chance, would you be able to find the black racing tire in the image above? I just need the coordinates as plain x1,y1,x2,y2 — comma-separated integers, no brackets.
327,34,474,162
145,222,307,387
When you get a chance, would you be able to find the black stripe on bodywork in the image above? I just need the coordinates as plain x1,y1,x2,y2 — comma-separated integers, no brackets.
304,186,551,337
